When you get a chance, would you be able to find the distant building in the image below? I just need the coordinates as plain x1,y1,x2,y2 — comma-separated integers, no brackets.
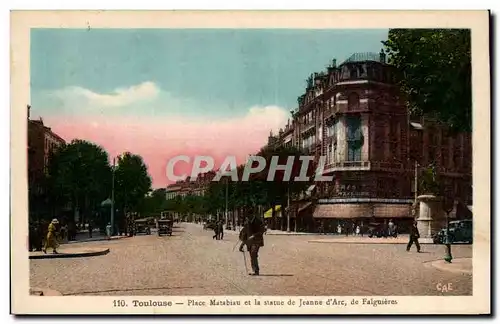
165,171,216,200
266,51,472,233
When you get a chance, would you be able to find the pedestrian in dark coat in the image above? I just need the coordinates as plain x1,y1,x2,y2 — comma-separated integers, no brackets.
218,221,224,240
407,221,421,252
245,214,266,276
213,222,219,240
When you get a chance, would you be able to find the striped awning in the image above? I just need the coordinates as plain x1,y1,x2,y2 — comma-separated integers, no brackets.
313,203,412,219
372,204,411,219
264,205,282,218
313,204,372,219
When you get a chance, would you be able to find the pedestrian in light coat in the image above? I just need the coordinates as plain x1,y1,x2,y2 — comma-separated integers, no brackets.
43,219,59,254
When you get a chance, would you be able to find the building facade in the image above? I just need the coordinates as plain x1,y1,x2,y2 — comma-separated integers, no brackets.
28,108,66,219
268,51,472,233
165,171,216,200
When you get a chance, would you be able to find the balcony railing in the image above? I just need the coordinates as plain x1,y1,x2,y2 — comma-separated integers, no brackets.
324,160,371,172
301,122,316,134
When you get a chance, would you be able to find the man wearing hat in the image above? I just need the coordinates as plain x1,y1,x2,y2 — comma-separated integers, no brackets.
244,208,266,276
43,219,59,254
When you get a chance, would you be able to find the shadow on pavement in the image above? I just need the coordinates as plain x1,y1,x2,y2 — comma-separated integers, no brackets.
257,274,294,277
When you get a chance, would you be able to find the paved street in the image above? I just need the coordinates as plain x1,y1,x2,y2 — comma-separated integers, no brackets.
30,222,472,296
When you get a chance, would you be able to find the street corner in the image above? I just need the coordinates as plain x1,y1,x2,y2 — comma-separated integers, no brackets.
66,235,131,244
423,257,472,275
30,287,63,296
29,247,110,259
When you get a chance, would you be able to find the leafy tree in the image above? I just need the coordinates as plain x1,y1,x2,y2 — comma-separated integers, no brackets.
256,145,313,203
419,164,442,195
47,140,112,224
203,145,313,225
382,29,471,132
114,152,152,218
140,188,168,216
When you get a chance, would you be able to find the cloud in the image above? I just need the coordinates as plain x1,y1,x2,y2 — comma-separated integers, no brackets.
50,81,160,108
38,83,291,188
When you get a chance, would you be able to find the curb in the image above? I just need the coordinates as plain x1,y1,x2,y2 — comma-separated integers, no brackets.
65,236,128,244
30,287,63,296
29,248,110,260
424,258,473,275
267,233,317,236
307,239,434,245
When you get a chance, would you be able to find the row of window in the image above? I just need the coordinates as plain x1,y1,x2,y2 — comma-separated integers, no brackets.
411,128,468,171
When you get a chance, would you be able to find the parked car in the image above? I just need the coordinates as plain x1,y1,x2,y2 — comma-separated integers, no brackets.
134,218,152,235
433,219,473,244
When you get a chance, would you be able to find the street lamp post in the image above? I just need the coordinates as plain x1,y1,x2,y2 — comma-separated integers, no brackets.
286,185,291,232
225,177,229,228
414,160,419,204
111,157,116,236
443,193,454,263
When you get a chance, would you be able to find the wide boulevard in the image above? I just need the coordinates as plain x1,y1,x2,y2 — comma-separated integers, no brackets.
30,222,472,296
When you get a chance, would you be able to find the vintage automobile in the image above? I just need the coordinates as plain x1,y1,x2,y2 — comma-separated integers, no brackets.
134,218,152,235
433,219,473,244
157,219,173,236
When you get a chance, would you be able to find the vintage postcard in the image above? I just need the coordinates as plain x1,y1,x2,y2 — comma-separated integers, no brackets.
11,10,490,315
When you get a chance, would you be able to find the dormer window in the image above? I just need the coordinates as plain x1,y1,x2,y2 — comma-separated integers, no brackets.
347,92,360,111
350,67,357,79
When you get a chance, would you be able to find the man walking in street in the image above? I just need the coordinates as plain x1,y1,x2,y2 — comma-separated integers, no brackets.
244,211,266,276
213,221,219,240
407,221,421,252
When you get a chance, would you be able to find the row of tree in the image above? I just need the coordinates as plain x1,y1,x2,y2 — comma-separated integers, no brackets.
163,145,316,227
30,139,153,229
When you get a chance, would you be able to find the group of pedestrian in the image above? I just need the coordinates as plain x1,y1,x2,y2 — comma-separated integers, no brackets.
28,220,46,252
212,220,224,240
29,218,69,253
335,223,363,236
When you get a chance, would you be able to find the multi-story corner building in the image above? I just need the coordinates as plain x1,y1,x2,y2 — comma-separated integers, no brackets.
28,108,66,219
268,51,472,233
28,117,66,182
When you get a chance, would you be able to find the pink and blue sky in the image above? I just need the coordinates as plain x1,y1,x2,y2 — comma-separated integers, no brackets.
30,28,388,188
